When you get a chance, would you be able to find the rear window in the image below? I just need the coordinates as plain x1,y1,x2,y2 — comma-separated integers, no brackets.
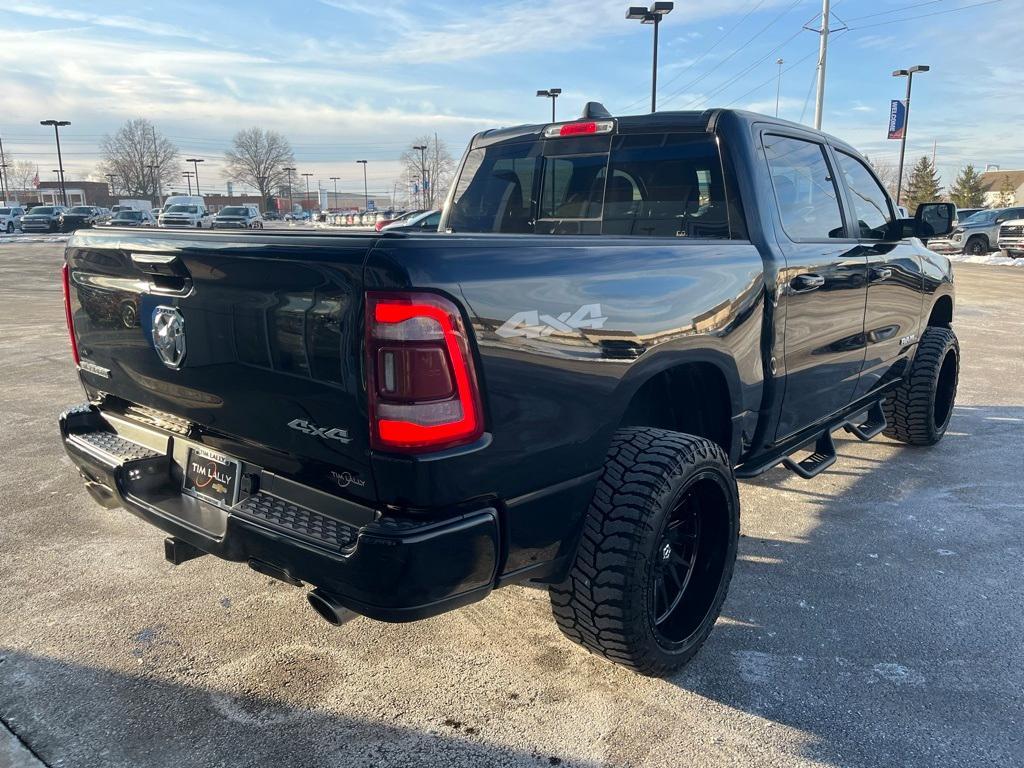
447,132,744,238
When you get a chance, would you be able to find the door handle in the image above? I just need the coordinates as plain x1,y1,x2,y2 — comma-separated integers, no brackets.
869,266,893,282
790,273,825,293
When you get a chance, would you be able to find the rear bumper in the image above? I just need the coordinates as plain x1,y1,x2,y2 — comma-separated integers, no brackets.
59,403,500,622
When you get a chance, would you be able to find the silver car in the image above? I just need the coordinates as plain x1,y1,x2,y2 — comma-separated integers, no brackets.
930,206,1024,255
996,219,1024,258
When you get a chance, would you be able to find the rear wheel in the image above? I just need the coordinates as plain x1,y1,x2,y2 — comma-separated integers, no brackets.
882,326,959,446
549,427,739,676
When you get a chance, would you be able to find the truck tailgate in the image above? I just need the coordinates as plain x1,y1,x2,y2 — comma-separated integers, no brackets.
66,230,376,501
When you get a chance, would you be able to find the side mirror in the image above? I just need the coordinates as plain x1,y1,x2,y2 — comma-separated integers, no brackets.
913,202,955,238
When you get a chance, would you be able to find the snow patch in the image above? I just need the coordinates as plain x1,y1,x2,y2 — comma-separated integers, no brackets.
871,662,924,686
947,252,1024,266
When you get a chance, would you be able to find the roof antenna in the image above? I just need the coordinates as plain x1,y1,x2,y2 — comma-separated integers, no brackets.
580,102,612,119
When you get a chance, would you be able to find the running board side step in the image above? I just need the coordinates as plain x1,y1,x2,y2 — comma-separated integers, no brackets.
781,431,836,479
843,401,887,441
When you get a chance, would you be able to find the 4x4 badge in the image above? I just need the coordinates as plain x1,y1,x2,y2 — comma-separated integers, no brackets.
496,303,607,339
287,418,351,443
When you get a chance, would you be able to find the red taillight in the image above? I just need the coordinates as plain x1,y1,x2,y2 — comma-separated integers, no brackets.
61,263,80,365
561,121,597,136
365,291,483,452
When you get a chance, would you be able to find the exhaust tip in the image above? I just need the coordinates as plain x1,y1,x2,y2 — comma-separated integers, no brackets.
307,588,355,626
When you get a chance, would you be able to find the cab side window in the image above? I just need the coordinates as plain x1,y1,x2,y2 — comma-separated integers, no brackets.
835,151,894,239
764,135,846,241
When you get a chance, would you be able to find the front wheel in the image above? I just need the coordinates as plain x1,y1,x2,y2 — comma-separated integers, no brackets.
549,428,739,676
965,236,988,255
4,222,12,234
882,326,960,445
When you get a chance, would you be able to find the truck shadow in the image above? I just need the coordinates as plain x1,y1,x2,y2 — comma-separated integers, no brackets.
0,648,593,768
663,403,1024,767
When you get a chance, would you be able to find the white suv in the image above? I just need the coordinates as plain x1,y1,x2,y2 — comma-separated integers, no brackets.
997,219,1024,259
159,202,212,228
0,205,26,233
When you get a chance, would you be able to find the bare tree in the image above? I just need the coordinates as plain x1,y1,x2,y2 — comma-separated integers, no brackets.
223,128,295,204
99,119,179,199
864,155,902,201
400,134,456,210
5,159,39,196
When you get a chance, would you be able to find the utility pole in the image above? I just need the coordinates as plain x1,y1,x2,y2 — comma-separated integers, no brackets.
330,176,340,209
892,65,929,207
812,0,830,130
775,58,784,118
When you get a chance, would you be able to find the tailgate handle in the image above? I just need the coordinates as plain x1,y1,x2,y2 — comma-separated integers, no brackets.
131,253,192,295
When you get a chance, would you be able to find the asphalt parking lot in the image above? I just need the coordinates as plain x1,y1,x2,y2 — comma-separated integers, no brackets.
0,237,1021,768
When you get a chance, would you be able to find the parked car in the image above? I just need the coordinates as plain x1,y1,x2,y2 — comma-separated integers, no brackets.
102,209,156,227
60,206,104,232
374,210,416,231
930,206,1024,255
0,205,26,233
380,209,441,232
212,206,264,229
996,219,1024,258
57,106,957,677
159,201,212,228
953,207,983,228
20,205,67,232
263,211,282,221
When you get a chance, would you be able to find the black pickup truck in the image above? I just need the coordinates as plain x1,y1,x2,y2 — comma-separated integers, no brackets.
58,107,959,676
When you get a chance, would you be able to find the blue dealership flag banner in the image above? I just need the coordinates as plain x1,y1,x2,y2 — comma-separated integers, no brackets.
888,100,907,139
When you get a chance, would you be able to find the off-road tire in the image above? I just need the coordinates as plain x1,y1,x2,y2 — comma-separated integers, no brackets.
882,326,959,445
965,236,988,255
549,427,739,677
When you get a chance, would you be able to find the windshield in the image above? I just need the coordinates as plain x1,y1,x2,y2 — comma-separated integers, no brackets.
963,210,997,225
167,205,198,213
69,207,93,214
114,211,142,220
220,207,247,215
447,132,741,238
29,207,55,215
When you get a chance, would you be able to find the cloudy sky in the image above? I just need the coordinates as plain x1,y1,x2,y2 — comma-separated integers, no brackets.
0,0,1018,197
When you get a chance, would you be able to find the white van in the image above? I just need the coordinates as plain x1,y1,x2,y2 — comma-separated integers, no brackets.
158,196,212,229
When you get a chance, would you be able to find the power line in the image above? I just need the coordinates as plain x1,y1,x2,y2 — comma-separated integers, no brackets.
847,0,1002,29
658,0,807,109
844,0,946,21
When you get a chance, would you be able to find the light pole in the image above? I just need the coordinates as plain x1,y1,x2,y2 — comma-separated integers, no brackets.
775,58,784,117
0,134,8,202
892,65,930,207
182,172,194,196
282,166,296,215
536,88,562,122
412,144,427,208
301,172,313,215
626,2,673,113
185,158,204,195
329,176,340,210
40,119,70,206
356,160,368,211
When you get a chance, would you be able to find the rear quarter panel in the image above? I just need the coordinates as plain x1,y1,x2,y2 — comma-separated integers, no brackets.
365,233,766,511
